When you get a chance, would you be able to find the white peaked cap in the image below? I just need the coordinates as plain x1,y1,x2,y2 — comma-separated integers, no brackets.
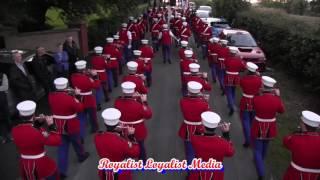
141,39,149,44
187,81,202,94
157,13,162,17
75,60,87,70
229,47,238,54
246,62,258,72
163,24,168,29
201,111,221,128
213,37,220,43
184,50,193,58
220,39,228,45
262,76,277,87
182,17,186,21
181,41,188,47
209,38,215,43
113,35,120,39
133,50,142,56
189,63,200,73
106,37,114,43
129,16,134,20
54,77,68,90
122,23,127,28
102,108,121,126
182,22,188,26
121,81,136,94
94,46,103,54
301,110,320,127
17,100,36,116
171,15,174,18
127,61,138,71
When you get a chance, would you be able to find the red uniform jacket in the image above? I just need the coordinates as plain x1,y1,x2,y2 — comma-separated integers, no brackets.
114,39,124,53
151,22,161,38
252,92,285,139
239,75,262,112
135,58,147,74
122,74,148,95
12,123,61,180
283,132,320,180
182,74,212,92
103,44,121,69
189,134,235,180
71,73,100,108
114,97,152,141
179,27,192,41
179,97,210,140
200,25,212,43
119,29,129,45
128,23,139,41
48,91,84,135
94,131,140,180
224,57,246,86
207,43,221,65
180,59,198,75
160,30,172,45
217,47,230,69
91,55,109,82
140,45,154,72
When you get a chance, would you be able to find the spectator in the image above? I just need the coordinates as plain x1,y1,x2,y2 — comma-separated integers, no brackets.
63,36,79,75
54,43,69,78
0,73,11,144
27,46,55,95
9,52,35,101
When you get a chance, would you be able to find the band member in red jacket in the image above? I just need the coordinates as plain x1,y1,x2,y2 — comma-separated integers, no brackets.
12,100,62,180
189,111,235,180
139,39,154,87
252,76,285,180
133,50,146,75
113,34,125,75
114,81,152,162
224,47,246,115
216,39,229,95
180,50,198,78
118,23,132,63
158,24,178,64
91,46,110,108
199,22,212,60
128,19,140,50
182,63,211,96
207,37,221,83
94,108,140,180
179,81,211,164
179,22,192,42
103,37,121,91
71,60,101,141
122,61,148,95
283,111,320,180
49,78,89,178
151,18,161,51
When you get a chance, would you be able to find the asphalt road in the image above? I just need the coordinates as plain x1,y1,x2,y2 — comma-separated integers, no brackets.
0,34,276,180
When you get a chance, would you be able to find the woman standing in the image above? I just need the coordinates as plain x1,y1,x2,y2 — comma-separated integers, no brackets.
54,43,69,78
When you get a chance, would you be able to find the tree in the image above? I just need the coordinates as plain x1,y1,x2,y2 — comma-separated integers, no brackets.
213,0,250,22
285,0,308,15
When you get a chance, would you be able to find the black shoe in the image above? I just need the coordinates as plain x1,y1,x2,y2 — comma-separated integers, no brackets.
97,104,102,111
114,84,118,88
80,138,84,144
228,109,234,116
79,152,89,163
168,61,172,64
221,91,225,96
163,61,166,64
243,143,250,148
105,97,110,102
60,174,67,180
212,79,216,83
108,89,112,93
258,176,264,180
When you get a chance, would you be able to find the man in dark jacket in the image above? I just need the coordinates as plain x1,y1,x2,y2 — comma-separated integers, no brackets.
63,36,79,75
9,52,35,101
27,46,55,95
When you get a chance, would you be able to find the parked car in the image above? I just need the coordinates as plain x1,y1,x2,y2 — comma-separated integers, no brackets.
211,19,231,37
0,49,45,115
198,5,212,13
221,29,267,71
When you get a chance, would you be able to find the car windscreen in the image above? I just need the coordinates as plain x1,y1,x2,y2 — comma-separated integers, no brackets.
197,12,209,18
213,23,230,29
227,33,257,47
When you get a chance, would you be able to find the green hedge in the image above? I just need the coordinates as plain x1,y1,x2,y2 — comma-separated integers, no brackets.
234,8,320,92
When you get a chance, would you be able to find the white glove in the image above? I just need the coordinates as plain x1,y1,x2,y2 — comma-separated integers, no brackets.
128,45,132,49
